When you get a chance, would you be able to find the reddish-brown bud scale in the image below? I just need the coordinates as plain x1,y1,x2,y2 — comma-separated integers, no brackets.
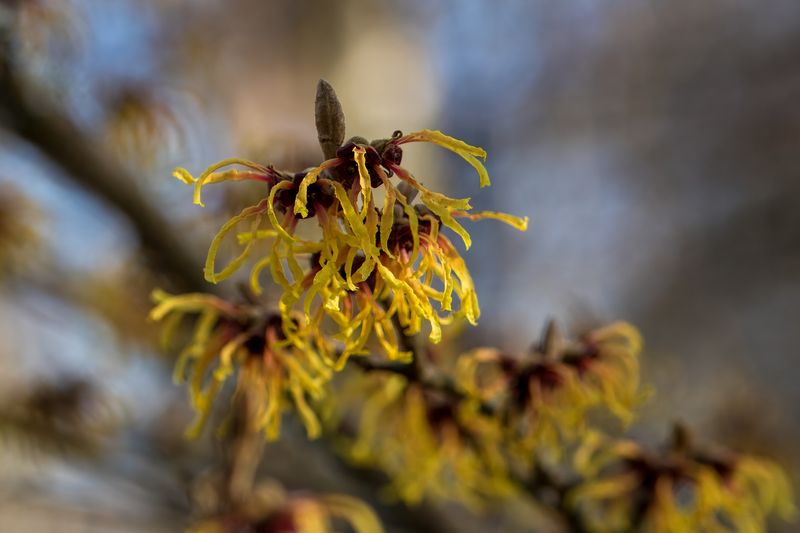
335,143,384,188
530,363,565,392
382,143,403,167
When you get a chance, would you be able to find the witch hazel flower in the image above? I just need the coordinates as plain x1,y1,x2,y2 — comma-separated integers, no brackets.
172,127,527,363
149,290,332,440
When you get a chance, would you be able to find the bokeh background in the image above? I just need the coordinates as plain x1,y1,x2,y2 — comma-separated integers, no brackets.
0,0,798,531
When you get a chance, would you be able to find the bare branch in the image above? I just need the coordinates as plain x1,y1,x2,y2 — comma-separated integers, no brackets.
0,40,207,292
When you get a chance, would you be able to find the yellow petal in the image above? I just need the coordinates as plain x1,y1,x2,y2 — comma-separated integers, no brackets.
172,167,195,185
330,181,378,260
267,181,297,242
183,158,267,207
249,256,272,295
294,158,340,217
204,200,266,284
213,333,249,382
237,229,278,245
290,378,322,439
353,146,372,216
421,192,472,249
453,210,529,231
149,291,231,321
399,129,490,187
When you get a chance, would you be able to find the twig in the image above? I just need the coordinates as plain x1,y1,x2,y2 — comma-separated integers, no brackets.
516,463,590,533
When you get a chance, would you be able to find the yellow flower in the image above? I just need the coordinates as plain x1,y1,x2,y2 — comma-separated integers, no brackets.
267,212,481,367
149,290,332,440
336,373,514,509
569,431,797,533
454,322,644,461
172,129,527,362
575,322,645,424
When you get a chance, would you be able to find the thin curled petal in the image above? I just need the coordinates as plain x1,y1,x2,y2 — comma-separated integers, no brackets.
390,163,471,209
452,210,529,231
237,229,278,245
305,263,337,318
259,364,284,440
267,181,297,242
344,246,359,291
172,309,218,384
149,290,235,321
212,334,248,383
329,181,376,256
353,146,372,215
249,256,272,295
421,192,472,249
172,167,195,185
397,129,490,187
389,164,473,249
294,159,340,217
175,158,268,207
289,378,322,439
269,240,292,294
204,201,267,284
185,346,224,439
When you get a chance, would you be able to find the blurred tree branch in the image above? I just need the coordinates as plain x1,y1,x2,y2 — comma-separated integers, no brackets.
0,34,207,292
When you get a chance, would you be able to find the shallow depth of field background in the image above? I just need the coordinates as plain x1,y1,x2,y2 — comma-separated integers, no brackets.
0,1,798,531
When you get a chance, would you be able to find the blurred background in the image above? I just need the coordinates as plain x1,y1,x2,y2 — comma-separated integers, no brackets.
0,0,798,531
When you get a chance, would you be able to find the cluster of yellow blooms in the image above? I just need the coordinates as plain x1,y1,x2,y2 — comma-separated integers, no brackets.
153,129,526,439
332,322,644,507
456,322,645,465
329,320,796,530
172,130,526,362
150,290,331,440
338,373,514,509
570,430,797,532
149,120,794,531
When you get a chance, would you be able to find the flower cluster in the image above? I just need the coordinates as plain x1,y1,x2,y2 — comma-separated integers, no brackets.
150,290,331,440
455,322,644,463
328,322,643,508
173,130,526,366
569,430,797,532
149,90,794,531
160,128,525,439
337,373,513,509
